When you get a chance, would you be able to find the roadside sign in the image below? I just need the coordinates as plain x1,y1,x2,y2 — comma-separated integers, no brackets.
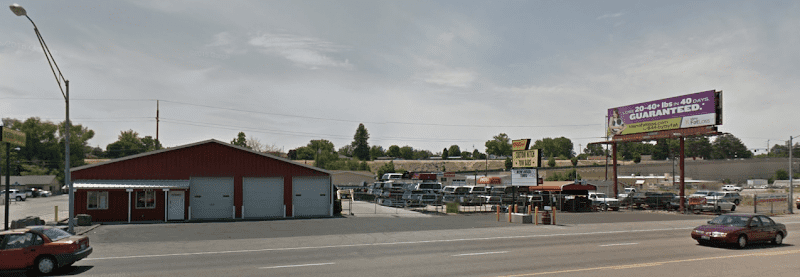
1,126,26,147
512,169,539,186
512,149,541,168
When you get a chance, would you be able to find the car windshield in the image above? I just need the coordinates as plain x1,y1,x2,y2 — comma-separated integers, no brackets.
594,193,607,198
711,192,727,197
708,215,748,227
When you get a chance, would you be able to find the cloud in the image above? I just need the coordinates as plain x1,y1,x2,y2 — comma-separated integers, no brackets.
424,69,476,88
248,33,352,69
597,12,625,20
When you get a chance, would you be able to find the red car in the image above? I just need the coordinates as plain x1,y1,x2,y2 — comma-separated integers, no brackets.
692,213,787,249
0,226,92,275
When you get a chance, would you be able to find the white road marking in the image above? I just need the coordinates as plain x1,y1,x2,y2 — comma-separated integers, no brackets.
599,242,639,247
83,226,702,261
453,251,509,257
260,262,335,269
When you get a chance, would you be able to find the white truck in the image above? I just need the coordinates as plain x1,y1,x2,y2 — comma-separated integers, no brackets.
721,184,742,192
1,189,27,201
588,192,620,211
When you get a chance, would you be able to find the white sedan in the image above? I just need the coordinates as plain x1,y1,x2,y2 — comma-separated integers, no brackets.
38,190,52,197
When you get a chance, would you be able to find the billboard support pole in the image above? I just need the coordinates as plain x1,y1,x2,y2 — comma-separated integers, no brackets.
679,136,685,213
612,142,618,198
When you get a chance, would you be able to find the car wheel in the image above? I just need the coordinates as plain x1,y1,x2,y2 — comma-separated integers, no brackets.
736,235,748,249
734,199,740,205
714,206,721,214
612,207,620,211
16,196,22,201
35,256,57,275
774,233,783,245
599,204,608,211
730,205,736,212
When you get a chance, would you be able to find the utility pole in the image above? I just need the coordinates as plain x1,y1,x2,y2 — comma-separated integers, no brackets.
790,137,794,214
156,100,160,142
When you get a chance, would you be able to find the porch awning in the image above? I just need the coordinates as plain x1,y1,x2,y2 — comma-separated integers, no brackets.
73,180,189,190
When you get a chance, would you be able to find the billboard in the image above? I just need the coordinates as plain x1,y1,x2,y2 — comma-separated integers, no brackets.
607,90,721,138
512,149,541,168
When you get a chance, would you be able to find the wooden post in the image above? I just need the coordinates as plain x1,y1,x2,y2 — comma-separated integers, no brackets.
534,206,539,225
552,206,557,225
54,206,58,223
528,204,532,215
496,205,500,221
508,206,512,222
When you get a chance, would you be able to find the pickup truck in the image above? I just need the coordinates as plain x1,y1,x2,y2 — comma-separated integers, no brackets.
721,184,742,192
588,192,620,211
687,196,736,213
631,192,675,209
618,187,636,199
1,189,27,201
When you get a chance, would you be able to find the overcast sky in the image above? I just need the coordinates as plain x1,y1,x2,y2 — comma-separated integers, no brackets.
2,1,798,155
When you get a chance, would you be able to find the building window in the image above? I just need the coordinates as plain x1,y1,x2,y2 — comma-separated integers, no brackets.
87,191,108,210
136,191,156,209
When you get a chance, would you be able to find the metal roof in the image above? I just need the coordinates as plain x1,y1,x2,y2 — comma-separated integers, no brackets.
73,180,189,190
71,139,329,175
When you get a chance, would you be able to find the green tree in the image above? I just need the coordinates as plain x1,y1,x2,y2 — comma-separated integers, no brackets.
369,145,385,160
106,130,146,159
4,117,95,181
337,145,354,157
294,139,335,160
230,132,248,148
351,123,370,161
141,136,162,152
386,145,401,158
584,144,606,156
711,134,752,159
448,145,461,159
485,133,512,157
685,136,712,159
533,137,574,158
571,157,578,167
776,169,789,180
413,149,432,160
505,157,512,170
548,156,556,167
399,146,414,160
376,161,396,177
461,151,472,159
442,148,449,159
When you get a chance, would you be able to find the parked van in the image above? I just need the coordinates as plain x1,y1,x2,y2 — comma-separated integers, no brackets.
381,173,403,181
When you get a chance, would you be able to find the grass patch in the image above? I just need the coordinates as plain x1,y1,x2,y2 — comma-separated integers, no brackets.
446,202,460,213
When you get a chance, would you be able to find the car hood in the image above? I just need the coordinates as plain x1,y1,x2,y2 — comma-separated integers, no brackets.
694,225,745,233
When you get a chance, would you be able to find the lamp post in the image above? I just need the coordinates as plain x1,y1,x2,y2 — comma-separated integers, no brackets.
10,3,74,233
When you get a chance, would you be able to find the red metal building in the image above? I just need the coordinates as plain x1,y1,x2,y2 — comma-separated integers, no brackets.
71,139,332,223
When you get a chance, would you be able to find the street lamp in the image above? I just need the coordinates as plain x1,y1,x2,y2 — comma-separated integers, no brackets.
9,3,74,233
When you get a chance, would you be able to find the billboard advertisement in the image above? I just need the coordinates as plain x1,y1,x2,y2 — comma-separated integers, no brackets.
607,90,721,138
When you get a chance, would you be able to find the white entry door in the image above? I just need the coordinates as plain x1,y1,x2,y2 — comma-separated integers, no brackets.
168,191,185,220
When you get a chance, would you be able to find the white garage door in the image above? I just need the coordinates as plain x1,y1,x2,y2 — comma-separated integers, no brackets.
292,176,331,217
243,177,284,218
190,177,234,219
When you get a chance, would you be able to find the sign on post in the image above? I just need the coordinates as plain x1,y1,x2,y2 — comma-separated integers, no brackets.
512,149,541,168
1,127,26,147
512,168,539,186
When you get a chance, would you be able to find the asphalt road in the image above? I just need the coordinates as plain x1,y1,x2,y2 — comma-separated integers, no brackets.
4,211,800,277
